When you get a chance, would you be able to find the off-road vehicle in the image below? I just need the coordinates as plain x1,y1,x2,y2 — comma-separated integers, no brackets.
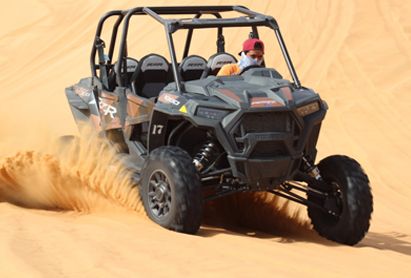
65,6,373,245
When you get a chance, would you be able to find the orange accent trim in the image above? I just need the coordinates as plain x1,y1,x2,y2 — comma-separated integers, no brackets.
218,88,241,102
101,91,117,99
104,117,121,130
90,114,102,131
127,94,144,105
250,97,283,108
281,87,293,101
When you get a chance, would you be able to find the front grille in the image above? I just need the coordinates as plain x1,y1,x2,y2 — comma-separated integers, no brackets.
231,112,300,157
250,141,288,157
240,112,291,133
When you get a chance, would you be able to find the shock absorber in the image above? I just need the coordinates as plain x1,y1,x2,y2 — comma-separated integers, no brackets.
302,156,322,180
193,141,221,172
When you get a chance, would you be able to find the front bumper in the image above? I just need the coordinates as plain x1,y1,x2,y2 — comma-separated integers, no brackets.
227,155,297,188
222,108,326,188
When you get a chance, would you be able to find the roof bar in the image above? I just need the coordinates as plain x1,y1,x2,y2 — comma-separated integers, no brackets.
174,18,271,30
143,7,166,24
233,6,261,17
139,6,238,15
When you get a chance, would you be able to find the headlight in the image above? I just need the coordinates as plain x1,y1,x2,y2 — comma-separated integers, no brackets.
297,102,320,117
196,107,229,120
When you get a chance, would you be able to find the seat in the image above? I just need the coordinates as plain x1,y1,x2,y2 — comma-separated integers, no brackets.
178,55,207,81
108,57,138,90
201,52,237,78
130,54,170,98
116,57,139,86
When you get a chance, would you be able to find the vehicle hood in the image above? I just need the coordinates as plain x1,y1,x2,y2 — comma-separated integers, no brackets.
181,74,319,110
159,68,322,115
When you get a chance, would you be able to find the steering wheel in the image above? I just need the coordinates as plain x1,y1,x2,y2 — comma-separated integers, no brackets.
239,64,262,75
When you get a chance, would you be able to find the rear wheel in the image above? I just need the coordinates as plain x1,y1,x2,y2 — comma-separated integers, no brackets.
140,146,203,234
307,155,373,245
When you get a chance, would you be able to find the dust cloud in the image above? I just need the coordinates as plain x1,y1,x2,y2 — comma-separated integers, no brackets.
0,126,144,214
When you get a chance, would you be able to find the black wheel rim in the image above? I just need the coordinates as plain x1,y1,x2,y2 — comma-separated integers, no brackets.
148,170,172,219
322,181,344,222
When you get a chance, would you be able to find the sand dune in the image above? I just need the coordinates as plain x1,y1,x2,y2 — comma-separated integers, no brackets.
1,0,411,276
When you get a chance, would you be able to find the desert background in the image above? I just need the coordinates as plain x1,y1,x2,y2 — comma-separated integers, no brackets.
1,0,411,277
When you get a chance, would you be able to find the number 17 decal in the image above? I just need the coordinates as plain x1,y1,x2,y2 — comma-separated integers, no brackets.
152,124,164,135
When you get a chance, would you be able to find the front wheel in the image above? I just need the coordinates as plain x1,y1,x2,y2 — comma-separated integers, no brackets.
140,146,203,234
307,155,373,245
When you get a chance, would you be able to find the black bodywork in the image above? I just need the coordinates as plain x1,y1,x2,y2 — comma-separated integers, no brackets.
66,6,327,203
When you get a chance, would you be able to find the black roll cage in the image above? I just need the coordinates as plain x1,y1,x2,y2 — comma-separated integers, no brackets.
90,5,301,91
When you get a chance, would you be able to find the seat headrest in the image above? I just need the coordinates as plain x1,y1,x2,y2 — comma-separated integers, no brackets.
114,57,138,74
140,54,169,72
180,55,207,72
207,53,237,71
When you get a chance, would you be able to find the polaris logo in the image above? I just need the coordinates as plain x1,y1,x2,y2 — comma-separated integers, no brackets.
147,63,163,67
187,63,204,67
216,61,231,65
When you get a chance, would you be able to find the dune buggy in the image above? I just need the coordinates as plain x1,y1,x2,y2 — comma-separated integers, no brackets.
65,6,373,245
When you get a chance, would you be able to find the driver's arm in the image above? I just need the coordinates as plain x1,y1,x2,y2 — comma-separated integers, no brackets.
217,64,240,76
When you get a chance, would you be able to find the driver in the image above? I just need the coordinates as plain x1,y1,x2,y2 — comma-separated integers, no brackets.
217,38,264,76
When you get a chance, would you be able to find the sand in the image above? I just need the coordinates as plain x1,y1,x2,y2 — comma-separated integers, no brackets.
1,0,411,276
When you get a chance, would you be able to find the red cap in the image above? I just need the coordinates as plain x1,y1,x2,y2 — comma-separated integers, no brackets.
241,38,265,54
